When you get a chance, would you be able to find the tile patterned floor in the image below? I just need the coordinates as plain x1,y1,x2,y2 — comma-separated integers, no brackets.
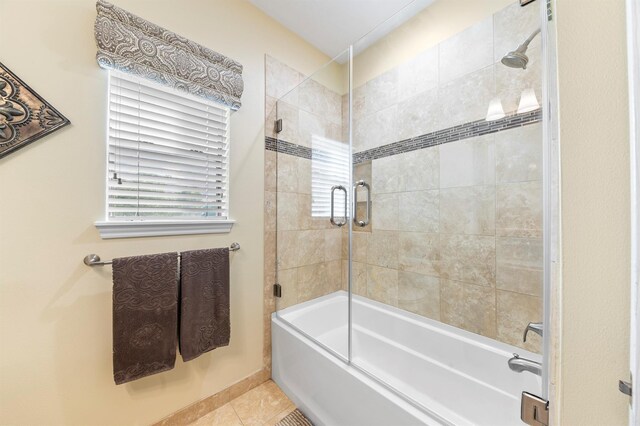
190,380,296,426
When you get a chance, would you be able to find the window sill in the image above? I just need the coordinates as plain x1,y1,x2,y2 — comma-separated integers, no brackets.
95,219,235,239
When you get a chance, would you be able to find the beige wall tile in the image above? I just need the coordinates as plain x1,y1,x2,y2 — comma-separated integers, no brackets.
297,262,330,303
367,265,399,306
372,192,399,231
298,109,325,148
276,100,299,145
266,55,303,100
265,191,276,233
495,123,542,183
360,68,398,117
353,105,398,152
398,148,439,191
398,271,440,320
352,231,369,263
354,161,372,183
297,230,325,266
265,150,277,192
351,261,368,296
276,192,299,231
396,88,441,141
497,290,542,353
326,260,343,293
266,96,277,139
367,230,399,269
496,180,542,237
297,194,313,230
297,157,312,194
276,231,298,270
397,46,439,102
276,153,298,193
324,229,343,261
439,17,494,84
372,155,401,194
276,268,298,310
398,232,440,276
496,237,543,297
441,280,497,338
440,186,495,235
398,190,439,233
439,134,495,188
440,234,496,286
438,66,495,129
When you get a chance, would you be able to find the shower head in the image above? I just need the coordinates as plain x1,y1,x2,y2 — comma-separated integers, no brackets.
501,28,541,69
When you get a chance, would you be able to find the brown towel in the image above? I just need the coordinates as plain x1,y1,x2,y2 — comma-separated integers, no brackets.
179,248,230,361
112,252,179,385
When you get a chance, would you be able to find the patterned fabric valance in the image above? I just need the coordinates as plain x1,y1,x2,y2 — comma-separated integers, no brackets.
94,0,243,110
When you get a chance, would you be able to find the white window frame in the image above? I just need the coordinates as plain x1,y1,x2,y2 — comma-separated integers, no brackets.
95,71,234,239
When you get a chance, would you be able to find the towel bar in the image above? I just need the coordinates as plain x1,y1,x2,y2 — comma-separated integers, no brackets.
83,242,240,266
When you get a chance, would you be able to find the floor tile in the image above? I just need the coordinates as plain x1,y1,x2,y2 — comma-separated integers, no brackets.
262,401,297,426
229,380,293,425
191,403,242,426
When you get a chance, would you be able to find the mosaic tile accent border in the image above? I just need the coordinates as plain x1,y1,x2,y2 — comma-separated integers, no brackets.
265,137,312,159
354,109,541,164
265,109,542,162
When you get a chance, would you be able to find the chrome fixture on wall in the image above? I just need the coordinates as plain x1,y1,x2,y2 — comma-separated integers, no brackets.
508,353,542,376
501,28,541,69
523,322,544,342
353,180,371,227
83,243,240,266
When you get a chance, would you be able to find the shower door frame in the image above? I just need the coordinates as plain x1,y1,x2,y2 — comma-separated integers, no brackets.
626,0,640,423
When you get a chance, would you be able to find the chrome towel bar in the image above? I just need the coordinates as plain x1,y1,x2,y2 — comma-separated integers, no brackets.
83,242,240,266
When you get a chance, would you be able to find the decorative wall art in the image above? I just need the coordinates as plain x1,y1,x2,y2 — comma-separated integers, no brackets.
0,62,70,159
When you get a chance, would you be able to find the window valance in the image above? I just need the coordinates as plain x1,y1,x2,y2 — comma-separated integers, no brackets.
94,0,243,110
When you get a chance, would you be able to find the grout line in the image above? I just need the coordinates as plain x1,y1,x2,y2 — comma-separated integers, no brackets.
228,402,244,426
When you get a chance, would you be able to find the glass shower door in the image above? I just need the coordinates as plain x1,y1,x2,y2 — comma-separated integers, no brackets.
274,49,351,361
348,1,546,423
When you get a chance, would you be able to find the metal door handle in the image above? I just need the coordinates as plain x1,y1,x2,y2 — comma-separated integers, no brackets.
330,185,347,227
353,180,371,227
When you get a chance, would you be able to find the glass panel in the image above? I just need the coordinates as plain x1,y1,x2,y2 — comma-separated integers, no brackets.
349,1,545,423
274,48,351,361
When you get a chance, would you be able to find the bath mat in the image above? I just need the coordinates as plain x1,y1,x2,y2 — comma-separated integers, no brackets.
276,409,313,426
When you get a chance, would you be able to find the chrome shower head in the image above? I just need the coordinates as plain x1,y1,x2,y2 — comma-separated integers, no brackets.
501,28,541,70
501,49,530,69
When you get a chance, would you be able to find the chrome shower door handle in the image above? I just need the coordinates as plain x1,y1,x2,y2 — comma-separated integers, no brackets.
353,180,371,227
330,185,347,227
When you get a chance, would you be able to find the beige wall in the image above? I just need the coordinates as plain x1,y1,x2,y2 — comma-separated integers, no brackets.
556,0,631,425
0,1,330,425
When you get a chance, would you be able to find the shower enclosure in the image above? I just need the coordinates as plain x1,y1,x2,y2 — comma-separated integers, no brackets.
270,1,552,424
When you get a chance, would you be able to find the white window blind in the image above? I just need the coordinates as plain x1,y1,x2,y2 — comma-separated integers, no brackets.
311,135,350,218
107,71,230,221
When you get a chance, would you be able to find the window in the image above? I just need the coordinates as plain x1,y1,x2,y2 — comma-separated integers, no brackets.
311,135,350,218
95,71,234,238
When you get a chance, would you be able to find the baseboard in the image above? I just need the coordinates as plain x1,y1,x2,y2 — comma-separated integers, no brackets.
152,368,270,425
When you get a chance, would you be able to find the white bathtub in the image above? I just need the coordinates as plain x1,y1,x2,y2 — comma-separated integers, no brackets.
272,291,542,426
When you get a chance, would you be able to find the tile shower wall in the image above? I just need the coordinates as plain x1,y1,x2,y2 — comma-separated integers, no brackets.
265,55,346,312
344,2,543,353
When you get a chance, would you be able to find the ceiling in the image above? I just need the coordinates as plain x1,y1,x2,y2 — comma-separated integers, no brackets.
248,0,435,60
